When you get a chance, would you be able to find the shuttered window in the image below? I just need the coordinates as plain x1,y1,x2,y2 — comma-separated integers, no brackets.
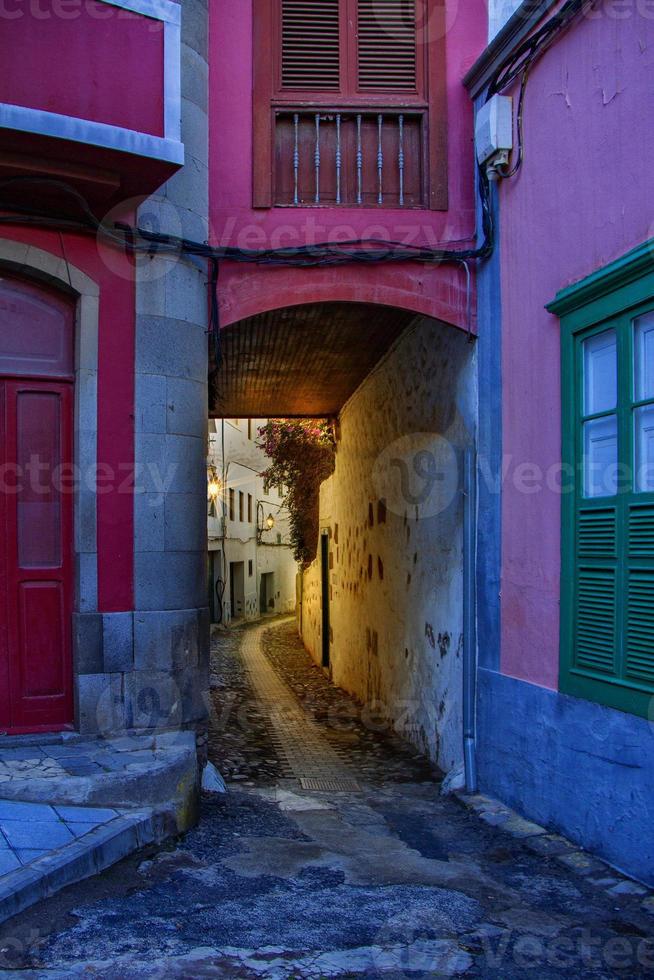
253,0,446,209
281,0,341,90
557,255,654,719
279,0,420,95
357,0,418,91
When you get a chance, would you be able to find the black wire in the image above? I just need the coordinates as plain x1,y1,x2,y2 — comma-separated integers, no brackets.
488,0,590,98
495,63,530,179
0,0,590,273
488,0,592,180
0,167,493,269
209,258,221,367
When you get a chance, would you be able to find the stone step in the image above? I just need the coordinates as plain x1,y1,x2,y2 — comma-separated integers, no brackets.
0,731,199,828
0,808,164,925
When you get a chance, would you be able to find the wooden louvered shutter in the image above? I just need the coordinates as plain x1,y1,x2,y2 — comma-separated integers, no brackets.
574,510,618,677
575,570,617,674
357,0,418,92
625,504,654,686
281,0,341,90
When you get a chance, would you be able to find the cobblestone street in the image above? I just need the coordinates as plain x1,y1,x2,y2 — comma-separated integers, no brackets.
2,619,653,978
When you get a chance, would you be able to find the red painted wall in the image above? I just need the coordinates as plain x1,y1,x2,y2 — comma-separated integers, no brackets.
209,0,487,330
0,225,135,613
0,1,165,137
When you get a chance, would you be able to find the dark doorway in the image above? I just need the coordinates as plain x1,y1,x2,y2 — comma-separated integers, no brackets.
260,571,275,615
229,561,245,621
208,550,224,624
321,532,330,669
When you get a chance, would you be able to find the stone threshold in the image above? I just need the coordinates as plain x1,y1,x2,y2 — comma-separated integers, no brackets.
0,808,162,925
457,791,654,917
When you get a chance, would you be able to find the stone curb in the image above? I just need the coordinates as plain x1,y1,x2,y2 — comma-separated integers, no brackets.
456,792,653,914
0,810,161,925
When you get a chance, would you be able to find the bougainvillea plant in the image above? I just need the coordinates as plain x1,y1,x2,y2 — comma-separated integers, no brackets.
258,419,335,566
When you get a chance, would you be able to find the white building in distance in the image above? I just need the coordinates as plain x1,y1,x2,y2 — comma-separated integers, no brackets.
207,419,298,625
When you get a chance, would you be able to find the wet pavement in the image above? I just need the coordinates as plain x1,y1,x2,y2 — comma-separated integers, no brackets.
2,618,653,978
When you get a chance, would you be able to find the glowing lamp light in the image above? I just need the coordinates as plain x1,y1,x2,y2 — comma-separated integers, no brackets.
207,470,221,499
266,514,275,531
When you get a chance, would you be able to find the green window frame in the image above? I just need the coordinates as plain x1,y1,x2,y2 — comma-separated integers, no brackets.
549,239,654,719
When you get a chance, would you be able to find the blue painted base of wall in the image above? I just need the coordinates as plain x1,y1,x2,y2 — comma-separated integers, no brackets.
477,667,654,885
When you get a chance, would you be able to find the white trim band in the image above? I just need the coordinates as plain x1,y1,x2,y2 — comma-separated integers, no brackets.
0,104,184,166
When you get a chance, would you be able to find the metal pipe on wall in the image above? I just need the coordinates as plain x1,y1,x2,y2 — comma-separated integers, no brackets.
463,447,479,793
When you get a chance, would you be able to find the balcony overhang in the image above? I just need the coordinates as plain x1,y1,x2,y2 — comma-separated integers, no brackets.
0,0,183,218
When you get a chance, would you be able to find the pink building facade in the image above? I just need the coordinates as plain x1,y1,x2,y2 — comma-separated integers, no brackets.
468,0,654,883
209,0,487,334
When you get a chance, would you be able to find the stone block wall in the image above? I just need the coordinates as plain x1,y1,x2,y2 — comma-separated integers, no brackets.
300,316,476,776
75,0,210,736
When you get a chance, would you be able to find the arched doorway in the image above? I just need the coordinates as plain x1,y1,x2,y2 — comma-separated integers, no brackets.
0,275,74,732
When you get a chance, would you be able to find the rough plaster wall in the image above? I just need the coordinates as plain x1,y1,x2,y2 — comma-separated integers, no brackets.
300,317,476,775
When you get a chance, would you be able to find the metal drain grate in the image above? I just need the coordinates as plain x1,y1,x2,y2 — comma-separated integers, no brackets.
300,776,361,793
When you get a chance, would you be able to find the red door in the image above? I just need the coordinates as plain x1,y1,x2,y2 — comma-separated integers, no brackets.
0,277,74,733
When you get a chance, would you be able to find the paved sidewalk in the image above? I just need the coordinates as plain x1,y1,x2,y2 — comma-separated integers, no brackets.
240,625,361,792
0,801,119,871
0,731,199,925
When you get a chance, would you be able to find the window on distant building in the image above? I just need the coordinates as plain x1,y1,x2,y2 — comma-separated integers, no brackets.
552,242,654,718
248,493,253,523
228,488,235,522
248,559,253,577
239,491,244,522
253,0,447,209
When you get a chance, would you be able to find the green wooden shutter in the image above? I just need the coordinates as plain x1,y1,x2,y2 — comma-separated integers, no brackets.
625,500,654,685
559,296,654,718
625,570,654,684
575,507,618,675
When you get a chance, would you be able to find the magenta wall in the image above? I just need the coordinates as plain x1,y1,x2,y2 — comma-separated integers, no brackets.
0,2,165,137
209,0,487,329
498,3,654,688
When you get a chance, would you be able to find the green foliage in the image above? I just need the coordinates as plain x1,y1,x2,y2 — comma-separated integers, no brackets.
258,419,335,566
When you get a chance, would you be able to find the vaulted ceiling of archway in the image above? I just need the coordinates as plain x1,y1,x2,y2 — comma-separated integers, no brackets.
210,302,418,418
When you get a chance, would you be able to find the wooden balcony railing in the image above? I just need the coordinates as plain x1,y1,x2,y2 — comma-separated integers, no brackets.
273,108,426,208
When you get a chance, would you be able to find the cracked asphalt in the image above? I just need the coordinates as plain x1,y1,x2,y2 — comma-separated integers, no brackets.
2,618,653,978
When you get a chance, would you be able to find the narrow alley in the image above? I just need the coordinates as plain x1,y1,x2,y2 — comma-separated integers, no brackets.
2,620,652,978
